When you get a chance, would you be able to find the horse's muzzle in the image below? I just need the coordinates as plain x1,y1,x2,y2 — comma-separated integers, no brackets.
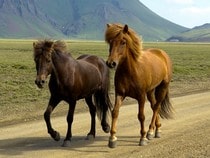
35,79,45,88
106,60,117,69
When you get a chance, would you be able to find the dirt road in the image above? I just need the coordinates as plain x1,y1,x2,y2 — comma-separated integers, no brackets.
0,91,210,158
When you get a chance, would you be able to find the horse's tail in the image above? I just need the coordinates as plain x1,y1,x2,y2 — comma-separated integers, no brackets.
94,90,112,121
93,67,112,122
159,91,174,119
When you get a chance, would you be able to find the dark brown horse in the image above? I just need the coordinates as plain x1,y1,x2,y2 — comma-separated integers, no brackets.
105,23,174,148
33,40,112,147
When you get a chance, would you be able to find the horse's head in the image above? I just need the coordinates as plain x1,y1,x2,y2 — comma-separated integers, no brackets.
105,23,142,69
33,40,54,88
105,24,129,69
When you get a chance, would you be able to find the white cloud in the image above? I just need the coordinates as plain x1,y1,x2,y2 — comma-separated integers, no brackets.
181,6,210,14
165,0,194,5
139,0,210,27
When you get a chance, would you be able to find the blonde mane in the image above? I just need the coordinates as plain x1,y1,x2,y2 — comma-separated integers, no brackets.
105,23,143,58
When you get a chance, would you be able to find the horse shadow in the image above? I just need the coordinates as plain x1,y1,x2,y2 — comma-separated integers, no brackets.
0,135,106,156
0,135,140,156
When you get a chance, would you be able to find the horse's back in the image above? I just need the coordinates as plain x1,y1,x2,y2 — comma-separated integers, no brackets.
143,48,172,80
77,54,104,65
140,48,172,87
143,48,170,63
77,54,108,77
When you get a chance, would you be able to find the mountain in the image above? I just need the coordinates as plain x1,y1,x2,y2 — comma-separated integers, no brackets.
166,23,210,42
0,0,188,41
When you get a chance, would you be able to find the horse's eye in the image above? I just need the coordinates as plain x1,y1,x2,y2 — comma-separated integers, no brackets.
121,40,126,45
46,59,51,63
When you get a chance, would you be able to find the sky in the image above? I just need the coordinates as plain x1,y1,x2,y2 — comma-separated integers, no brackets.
139,0,210,28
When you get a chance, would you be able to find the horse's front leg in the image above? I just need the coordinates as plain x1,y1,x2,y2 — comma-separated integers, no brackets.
62,100,76,147
44,96,61,141
108,95,124,148
137,94,148,146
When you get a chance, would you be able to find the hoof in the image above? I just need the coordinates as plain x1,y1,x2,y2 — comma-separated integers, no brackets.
51,131,60,141
139,138,148,146
102,124,110,133
62,140,71,147
146,131,154,140
86,134,95,140
108,136,117,148
108,140,117,148
155,130,161,138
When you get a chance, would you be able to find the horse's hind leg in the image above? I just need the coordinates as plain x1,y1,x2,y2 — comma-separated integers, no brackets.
85,96,96,140
94,90,110,133
148,83,169,139
44,96,61,141
146,90,161,140
101,100,110,134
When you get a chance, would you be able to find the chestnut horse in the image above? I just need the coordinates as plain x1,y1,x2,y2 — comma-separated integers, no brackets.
105,23,174,148
33,40,112,147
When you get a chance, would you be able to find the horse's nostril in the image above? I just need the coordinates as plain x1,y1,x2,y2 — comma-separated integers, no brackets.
35,80,38,85
111,62,116,67
41,80,45,84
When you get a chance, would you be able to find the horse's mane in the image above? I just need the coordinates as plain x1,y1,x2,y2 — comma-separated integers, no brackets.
105,23,143,58
53,40,68,53
33,40,68,58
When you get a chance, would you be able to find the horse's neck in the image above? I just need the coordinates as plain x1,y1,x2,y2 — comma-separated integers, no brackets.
51,51,76,84
120,51,140,74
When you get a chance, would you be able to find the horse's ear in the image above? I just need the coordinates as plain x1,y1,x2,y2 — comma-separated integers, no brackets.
33,42,36,48
123,24,129,34
107,23,111,28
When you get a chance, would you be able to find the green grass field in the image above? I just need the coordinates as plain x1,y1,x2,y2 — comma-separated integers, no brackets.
0,40,210,125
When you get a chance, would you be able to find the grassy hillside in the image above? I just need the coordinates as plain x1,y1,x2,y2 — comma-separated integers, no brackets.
167,23,210,42
0,0,187,41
